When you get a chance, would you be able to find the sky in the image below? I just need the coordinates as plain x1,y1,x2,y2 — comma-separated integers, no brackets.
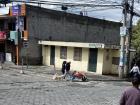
11,0,140,24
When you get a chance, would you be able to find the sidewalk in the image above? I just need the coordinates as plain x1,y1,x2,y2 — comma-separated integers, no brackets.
2,62,127,81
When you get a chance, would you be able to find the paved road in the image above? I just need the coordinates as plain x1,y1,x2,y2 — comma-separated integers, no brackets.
0,66,131,105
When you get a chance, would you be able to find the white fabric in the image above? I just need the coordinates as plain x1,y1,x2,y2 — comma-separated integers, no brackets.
0,7,9,15
130,66,140,74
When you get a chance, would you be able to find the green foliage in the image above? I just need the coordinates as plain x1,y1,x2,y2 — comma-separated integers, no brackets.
132,20,140,52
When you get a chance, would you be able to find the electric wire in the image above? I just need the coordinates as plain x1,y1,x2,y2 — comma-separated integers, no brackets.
2,0,140,21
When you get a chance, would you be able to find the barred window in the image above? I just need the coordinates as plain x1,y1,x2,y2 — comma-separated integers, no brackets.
112,57,119,65
73,47,82,61
60,46,67,59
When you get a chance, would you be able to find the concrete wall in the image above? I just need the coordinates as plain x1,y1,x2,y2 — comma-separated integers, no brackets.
102,49,112,74
19,38,42,65
96,49,104,74
111,50,120,74
26,5,121,65
26,5,121,45
42,45,50,65
96,48,120,75
55,46,89,72
43,45,89,72
43,45,106,74
42,44,120,74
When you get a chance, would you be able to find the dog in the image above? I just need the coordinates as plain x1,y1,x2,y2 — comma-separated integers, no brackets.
52,73,64,80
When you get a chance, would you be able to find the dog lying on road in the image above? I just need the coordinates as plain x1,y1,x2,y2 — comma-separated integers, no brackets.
52,73,64,80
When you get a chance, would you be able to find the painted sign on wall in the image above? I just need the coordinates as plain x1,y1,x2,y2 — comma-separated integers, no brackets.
11,4,26,16
12,5,21,16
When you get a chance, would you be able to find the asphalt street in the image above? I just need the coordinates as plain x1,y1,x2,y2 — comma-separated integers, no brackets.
0,65,131,105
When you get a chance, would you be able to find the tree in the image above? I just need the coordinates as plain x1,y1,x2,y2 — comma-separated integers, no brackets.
132,20,140,52
131,20,140,67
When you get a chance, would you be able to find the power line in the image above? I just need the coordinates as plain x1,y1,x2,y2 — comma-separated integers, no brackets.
13,0,122,7
3,0,140,20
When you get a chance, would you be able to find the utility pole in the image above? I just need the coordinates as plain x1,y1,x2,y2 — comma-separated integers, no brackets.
124,0,134,77
119,0,128,78
16,5,19,65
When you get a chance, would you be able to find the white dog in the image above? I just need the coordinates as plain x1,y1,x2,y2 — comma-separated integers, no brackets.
52,73,64,80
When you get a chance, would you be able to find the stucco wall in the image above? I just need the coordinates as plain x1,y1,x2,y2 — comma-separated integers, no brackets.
102,49,112,74
96,49,104,74
111,50,120,74
42,46,50,65
55,46,89,72
42,44,120,74
43,46,89,72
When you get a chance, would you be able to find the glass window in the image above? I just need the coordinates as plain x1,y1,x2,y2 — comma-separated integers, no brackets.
73,47,82,61
60,46,67,59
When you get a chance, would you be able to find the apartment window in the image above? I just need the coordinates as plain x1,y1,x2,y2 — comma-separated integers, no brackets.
73,47,82,61
60,46,67,59
112,57,119,65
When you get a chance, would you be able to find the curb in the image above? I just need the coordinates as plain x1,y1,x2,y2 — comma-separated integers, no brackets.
87,78,128,82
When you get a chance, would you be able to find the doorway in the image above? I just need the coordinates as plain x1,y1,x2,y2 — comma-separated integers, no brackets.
0,43,5,62
88,48,98,72
50,46,55,65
